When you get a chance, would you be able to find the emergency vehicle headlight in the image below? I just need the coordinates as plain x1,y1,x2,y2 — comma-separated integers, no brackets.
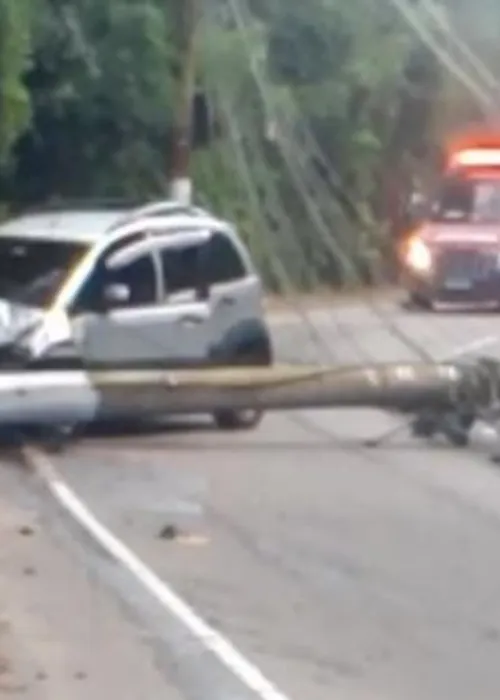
405,237,432,273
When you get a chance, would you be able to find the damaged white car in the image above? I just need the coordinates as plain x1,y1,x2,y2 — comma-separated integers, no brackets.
0,201,273,430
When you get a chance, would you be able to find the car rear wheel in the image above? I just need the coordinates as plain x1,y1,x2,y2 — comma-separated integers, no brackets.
213,407,264,431
213,339,271,431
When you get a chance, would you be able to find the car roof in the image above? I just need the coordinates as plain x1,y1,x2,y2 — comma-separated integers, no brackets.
0,211,129,244
0,203,225,245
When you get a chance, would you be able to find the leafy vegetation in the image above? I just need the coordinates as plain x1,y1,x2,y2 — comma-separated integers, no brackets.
0,0,497,287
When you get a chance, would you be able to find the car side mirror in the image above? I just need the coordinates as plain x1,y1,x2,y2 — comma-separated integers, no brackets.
99,282,131,311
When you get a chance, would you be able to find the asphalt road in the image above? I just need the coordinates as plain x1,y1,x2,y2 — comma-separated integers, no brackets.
5,298,500,699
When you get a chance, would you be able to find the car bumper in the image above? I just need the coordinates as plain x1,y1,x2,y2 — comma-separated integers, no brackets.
403,270,500,307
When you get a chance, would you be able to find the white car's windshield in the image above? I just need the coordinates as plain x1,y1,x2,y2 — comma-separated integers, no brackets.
0,236,88,308
431,177,500,224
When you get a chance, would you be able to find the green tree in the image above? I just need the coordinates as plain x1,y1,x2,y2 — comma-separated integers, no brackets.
8,0,176,205
0,0,33,164
3,0,498,289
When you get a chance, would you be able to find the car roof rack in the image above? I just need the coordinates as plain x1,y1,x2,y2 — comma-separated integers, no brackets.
14,197,217,234
122,199,209,219
104,199,212,232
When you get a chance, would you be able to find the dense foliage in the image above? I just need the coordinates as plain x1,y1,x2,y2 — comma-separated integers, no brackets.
0,0,497,288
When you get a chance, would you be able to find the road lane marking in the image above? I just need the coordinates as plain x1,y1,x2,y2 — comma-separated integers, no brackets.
23,446,292,700
445,335,500,360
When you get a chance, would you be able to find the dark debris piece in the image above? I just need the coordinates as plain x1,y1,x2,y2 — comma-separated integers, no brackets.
158,524,180,540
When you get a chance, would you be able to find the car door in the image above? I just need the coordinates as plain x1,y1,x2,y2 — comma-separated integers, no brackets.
157,232,212,366
203,229,263,347
69,235,209,368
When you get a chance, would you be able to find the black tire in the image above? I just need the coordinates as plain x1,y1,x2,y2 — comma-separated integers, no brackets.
412,411,474,447
441,412,475,448
213,407,264,431
213,338,271,432
443,424,470,448
407,291,432,311
411,412,439,438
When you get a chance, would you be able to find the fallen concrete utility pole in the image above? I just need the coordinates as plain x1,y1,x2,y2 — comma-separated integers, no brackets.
0,360,493,428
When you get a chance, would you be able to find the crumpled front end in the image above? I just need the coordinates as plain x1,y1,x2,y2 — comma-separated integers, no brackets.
0,301,76,369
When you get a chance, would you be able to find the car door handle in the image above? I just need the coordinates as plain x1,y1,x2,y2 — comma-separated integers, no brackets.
178,314,205,325
219,296,236,307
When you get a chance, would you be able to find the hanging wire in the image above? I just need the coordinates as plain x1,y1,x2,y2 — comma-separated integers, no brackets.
198,0,500,446
386,0,498,116
231,0,500,361
226,0,441,362
418,0,499,92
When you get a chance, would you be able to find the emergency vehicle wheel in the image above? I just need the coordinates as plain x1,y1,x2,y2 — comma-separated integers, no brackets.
407,292,432,311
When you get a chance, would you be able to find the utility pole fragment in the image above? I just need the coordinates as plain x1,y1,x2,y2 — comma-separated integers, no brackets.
169,0,198,205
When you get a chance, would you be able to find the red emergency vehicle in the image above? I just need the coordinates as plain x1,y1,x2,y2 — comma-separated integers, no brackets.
401,129,500,309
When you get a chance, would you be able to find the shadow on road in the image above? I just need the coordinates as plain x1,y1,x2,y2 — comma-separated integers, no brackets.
0,416,493,464
71,418,467,457
85,416,215,439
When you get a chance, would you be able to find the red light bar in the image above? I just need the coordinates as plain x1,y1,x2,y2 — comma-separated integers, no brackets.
449,148,500,169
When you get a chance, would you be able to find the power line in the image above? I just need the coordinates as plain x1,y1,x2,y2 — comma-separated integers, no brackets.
386,0,498,116
419,0,499,92
226,0,441,363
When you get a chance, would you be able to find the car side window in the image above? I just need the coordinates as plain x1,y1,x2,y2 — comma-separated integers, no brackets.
205,231,246,284
72,252,157,312
108,253,157,305
160,243,203,299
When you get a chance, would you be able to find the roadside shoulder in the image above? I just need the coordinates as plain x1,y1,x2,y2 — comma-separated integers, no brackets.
0,466,183,700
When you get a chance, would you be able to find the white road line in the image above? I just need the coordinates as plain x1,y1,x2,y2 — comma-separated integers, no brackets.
23,446,292,700
444,334,500,360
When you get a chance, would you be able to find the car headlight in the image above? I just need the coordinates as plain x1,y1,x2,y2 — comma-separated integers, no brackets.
405,237,432,273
